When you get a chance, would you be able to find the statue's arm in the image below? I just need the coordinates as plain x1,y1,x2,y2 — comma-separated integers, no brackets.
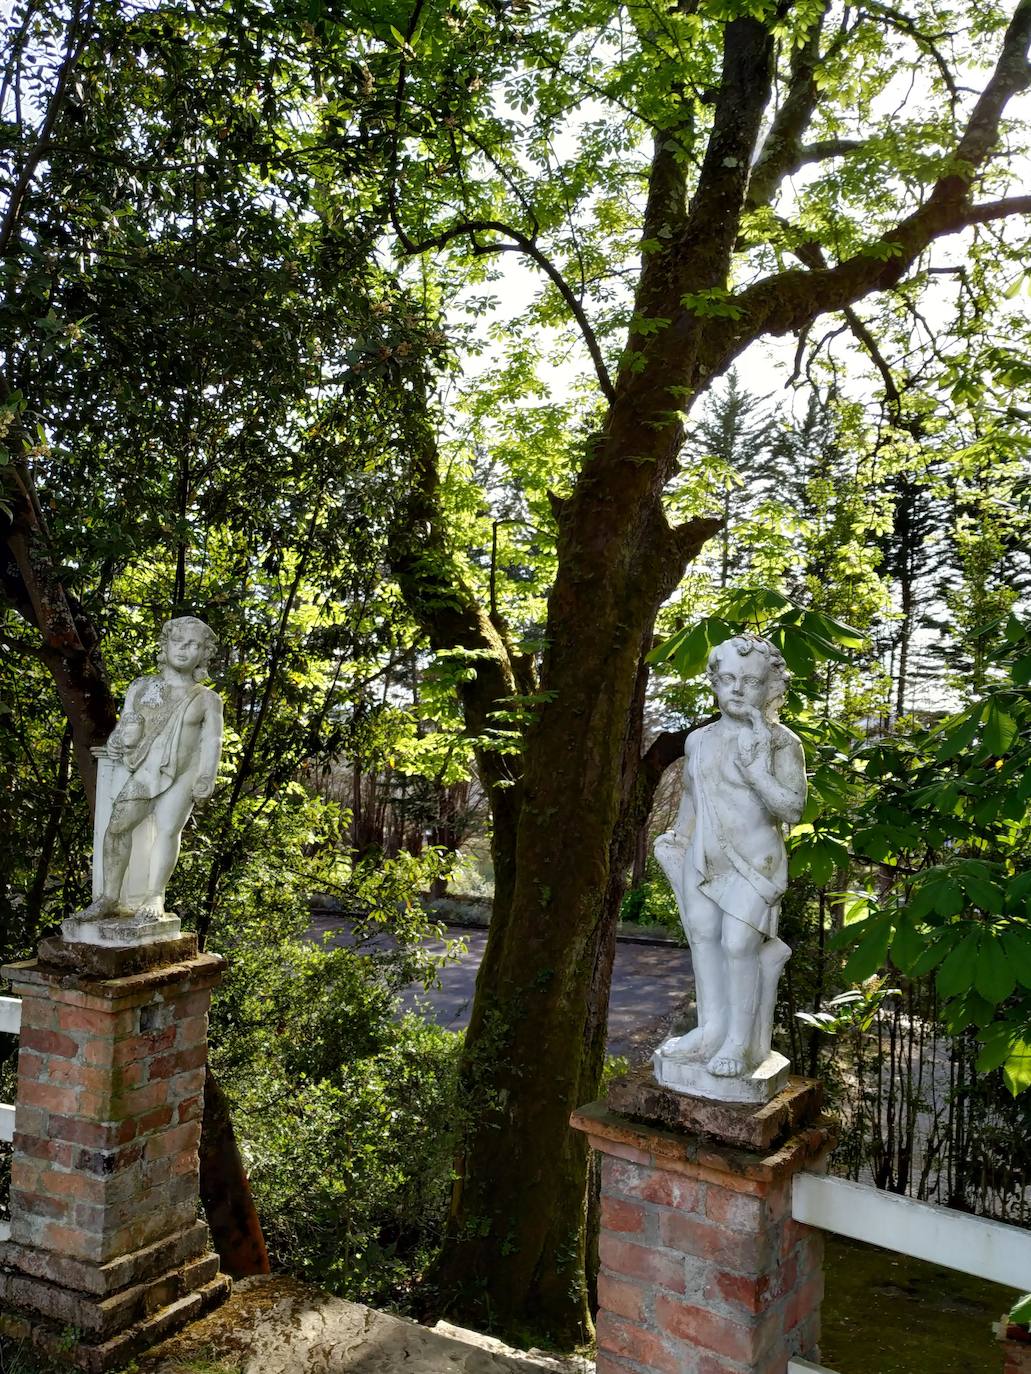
741,730,806,826
105,680,143,757
193,692,224,800
657,739,697,847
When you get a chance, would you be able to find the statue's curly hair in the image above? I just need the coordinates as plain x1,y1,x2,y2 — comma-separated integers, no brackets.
706,635,789,722
157,617,218,682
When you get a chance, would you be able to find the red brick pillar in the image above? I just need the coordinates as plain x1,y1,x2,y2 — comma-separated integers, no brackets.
572,1070,834,1374
0,941,230,1372
1000,1323,1031,1372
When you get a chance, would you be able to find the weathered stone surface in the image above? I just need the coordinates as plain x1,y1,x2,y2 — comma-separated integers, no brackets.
2,951,224,1005
0,1249,219,1336
607,1065,824,1151
652,1048,790,1106
0,1219,210,1295
653,636,806,1095
136,1276,590,1374
0,1274,230,1373
571,1099,837,1187
37,934,199,979
65,617,223,946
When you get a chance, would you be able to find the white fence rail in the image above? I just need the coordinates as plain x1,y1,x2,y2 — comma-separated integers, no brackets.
0,994,21,1146
788,1172,1028,1374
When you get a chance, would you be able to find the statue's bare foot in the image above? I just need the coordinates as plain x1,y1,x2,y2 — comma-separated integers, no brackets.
131,897,166,922
708,1043,752,1077
663,1024,726,1062
70,895,123,924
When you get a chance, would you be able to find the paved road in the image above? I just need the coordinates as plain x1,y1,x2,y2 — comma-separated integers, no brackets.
310,915,695,1060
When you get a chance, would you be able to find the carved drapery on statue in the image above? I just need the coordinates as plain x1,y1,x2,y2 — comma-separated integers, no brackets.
64,617,223,948
654,635,806,1104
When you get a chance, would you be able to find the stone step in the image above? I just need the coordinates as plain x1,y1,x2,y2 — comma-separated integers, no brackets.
137,1275,596,1374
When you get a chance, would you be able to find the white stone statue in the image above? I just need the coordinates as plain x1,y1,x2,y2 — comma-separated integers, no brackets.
64,617,223,947
653,635,806,1103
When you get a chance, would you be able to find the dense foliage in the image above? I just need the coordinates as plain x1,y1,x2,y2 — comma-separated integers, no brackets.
2,0,1031,1343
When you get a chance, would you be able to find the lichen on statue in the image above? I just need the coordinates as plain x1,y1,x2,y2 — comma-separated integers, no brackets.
654,634,806,1103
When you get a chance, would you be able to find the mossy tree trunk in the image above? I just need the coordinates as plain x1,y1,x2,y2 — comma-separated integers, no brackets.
390,0,1031,1343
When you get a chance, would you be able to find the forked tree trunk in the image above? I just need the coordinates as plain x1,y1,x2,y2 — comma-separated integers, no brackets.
429,391,719,1337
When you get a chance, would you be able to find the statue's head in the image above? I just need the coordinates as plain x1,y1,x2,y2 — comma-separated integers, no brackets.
706,635,788,724
158,617,218,682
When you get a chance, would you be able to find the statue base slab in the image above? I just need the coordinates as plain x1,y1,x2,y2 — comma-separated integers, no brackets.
609,1061,822,1151
653,1044,790,1105
38,933,198,979
60,912,182,948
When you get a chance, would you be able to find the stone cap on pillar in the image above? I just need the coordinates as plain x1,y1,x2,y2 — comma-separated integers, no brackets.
571,1097,837,1185
1,949,226,1007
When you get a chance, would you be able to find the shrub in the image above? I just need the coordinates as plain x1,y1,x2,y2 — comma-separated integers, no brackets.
619,855,683,938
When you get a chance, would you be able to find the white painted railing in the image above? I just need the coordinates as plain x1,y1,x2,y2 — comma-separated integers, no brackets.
787,1172,1029,1374
0,994,21,1145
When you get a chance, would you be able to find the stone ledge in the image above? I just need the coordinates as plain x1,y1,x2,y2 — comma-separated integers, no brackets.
0,1250,220,1338
0,1219,210,1295
607,1065,824,1151
571,1099,837,1185
136,1274,589,1374
2,951,225,1008
0,1273,230,1374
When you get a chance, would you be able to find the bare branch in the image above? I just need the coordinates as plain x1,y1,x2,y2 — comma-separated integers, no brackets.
393,215,616,402
0,0,95,258
715,0,1031,368
746,3,833,210
859,0,961,103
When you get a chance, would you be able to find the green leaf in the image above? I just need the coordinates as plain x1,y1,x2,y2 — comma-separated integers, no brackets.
889,911,925,974
943,989,995,1033
908,925,960,977
934,703,984,761
958,869,1004,914
648,618,733,678
1003,1040,1031,1096
1001,928,1031,988
976,1022,1015,1073
841,914,892,982
982,700,1018,756
909,873,965,919
1006,872,1031,915
789,834,849,886
935,927,982,999
973,933,1016,1004
1009,1294,1031,1327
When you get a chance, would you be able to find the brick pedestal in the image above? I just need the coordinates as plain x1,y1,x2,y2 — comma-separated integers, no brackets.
1000,1323,1031,1373
0,945,230,1371
572,1077,834,1374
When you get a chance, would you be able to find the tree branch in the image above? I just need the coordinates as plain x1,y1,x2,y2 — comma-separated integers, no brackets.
0,0,95,258
713,0,1031,366
392,215,615,403
859,0,961,103
641,716,716,795
746,3,834,211
678,16,776,278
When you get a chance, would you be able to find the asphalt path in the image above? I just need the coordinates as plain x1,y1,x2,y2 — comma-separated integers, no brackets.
310,914,695,1060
